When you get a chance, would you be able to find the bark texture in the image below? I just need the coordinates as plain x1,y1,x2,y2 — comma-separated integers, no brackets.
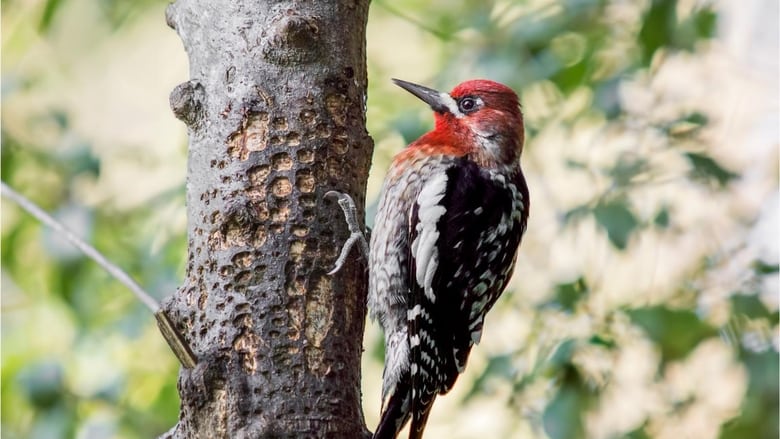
162,1,372,437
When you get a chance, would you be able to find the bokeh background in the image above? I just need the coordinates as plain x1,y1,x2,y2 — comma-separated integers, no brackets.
2,0,778,438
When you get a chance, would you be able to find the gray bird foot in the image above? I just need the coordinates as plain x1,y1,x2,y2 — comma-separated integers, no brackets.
325,191,369,275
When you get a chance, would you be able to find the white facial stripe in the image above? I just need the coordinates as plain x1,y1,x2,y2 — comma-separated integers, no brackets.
439,92,463,118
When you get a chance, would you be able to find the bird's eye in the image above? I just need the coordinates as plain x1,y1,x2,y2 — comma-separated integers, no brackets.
458,97,477,113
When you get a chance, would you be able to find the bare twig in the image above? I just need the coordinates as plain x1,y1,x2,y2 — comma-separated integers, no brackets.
1,181,160,312
374,0,454,41
1,181,198,368
155,310,198,369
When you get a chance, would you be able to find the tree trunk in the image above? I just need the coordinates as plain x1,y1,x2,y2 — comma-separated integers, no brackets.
161,1,373,437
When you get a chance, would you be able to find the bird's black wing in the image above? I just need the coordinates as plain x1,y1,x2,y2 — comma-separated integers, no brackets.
407,158,529,437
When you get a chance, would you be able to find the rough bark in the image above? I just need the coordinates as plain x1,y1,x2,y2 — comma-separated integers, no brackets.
161,1,373,437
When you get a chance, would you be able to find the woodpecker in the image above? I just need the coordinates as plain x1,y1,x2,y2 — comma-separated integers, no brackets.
369,78,529,439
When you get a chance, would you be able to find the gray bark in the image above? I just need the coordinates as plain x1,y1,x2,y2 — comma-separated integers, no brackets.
161,1,373,437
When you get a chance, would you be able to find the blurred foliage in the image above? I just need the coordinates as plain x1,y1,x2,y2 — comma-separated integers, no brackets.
2,1,777,439
626,305,718,362
365,0,777,438
39,0,161,30
3,1,184,438
2,127,185,437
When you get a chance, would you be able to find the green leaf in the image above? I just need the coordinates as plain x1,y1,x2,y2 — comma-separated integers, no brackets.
18,361,65,409
627,306,717,361
39,0,65,32
548,339,577,369
593,77,623,119
730,294,777,325
625,425,652,439
563,204,591,224
638,0,677,64
753,260,780,275
565,159,588,170
664,112,709,137
463,353,515,401
607,155,649,187
542,365,593,439
721,351,779,439
60,145,101,178
550,32,592,95
550,51,590,94
543,385,585,439
684,152,738,188
676,7,719,51
682,111,708,126
692,8,718,39
653,206,670,229
593,200,638,250
588,334,616,349
554,277,589,312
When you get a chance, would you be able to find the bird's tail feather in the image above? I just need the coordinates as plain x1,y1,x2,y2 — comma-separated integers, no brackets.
373,378,411,439
408,396,435,439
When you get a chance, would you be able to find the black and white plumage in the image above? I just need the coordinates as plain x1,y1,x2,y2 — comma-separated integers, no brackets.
369,79,529,439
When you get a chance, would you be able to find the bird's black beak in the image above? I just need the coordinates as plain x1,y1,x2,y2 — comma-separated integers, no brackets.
392,78,449,114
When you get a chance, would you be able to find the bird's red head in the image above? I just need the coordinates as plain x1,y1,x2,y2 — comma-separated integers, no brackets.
392,78,525,168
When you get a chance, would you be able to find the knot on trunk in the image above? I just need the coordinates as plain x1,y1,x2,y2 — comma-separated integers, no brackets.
170,80,206,128
263,12,321,66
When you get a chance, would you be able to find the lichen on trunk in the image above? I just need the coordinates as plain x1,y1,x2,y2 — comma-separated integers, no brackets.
161,1,373,437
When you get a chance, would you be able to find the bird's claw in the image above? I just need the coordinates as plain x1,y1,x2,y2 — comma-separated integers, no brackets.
326,191,369,275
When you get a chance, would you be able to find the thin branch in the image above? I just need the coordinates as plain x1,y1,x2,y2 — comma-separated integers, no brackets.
1,181,160,312
374,0,454,41
2,181,198,368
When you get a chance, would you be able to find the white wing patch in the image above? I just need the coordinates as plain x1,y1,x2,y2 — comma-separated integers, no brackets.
410,172,449,303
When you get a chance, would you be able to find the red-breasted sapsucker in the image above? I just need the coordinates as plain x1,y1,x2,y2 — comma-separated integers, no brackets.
369,79,529,439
